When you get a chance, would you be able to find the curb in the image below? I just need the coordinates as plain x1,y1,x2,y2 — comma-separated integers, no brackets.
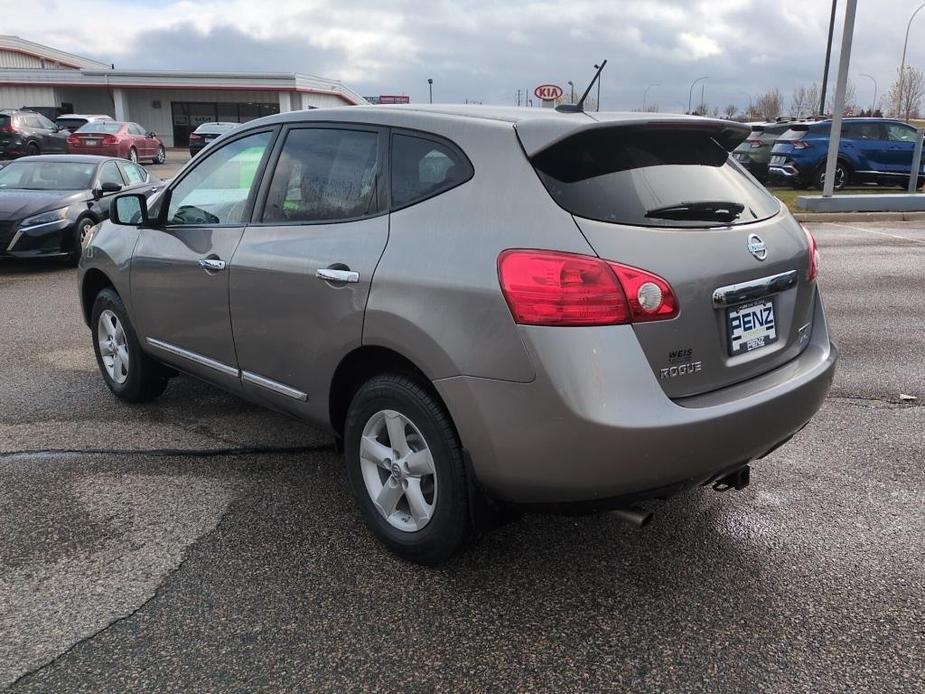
794,211,925,223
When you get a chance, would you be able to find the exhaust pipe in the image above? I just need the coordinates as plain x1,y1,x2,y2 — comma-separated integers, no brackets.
611,506,653,528
712,465,751,492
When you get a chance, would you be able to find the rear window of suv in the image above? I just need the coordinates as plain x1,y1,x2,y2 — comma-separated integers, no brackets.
531,127,781,228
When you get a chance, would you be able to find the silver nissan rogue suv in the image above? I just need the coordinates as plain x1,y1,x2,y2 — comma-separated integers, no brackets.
78,105,837,563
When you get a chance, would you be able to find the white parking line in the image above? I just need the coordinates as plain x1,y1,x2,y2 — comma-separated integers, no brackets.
825,222,925,244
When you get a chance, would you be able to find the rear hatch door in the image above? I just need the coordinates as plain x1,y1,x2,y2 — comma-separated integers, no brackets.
519,117,816,398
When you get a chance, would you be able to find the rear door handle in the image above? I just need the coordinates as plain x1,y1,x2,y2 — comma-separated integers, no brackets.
315,268,359,283
199,257,226,272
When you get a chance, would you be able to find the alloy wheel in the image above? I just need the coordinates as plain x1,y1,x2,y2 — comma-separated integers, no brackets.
359,409,437,532
129,148,138,164
78,219,94,245
97,309,129,384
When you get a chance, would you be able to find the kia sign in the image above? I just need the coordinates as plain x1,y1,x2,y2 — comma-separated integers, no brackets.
534,84,563,102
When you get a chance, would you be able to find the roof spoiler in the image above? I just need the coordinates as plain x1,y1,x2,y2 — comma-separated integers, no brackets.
515,115,751,157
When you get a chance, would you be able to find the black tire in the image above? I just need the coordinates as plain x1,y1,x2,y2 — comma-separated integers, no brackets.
67,216,95,266
813,161,850,191
128,147,138,164
344,373,470,564
26,142,40,156
152,146,166,164
90,288,168,402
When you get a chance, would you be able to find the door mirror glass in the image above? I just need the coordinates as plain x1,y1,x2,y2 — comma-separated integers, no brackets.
111,193,148,225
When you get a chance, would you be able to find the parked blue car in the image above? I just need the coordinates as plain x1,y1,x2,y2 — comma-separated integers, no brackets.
768,118,925,190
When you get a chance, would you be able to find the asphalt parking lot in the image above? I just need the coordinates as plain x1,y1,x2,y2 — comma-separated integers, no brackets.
0,221,922,692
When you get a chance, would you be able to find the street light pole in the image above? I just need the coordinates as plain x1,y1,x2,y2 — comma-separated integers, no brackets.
427,78,433,104
643,83,659,112
568,80,575,104
898,2,925,122
823,0,858,197
593,63,604,111
688,76,708,114
820,0,838,115
859,73,878,114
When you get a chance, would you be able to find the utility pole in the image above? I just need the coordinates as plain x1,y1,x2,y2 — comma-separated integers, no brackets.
427,78,433,104
820,0,838,115
899,3,925,122
516,89,521,107
700,83,705,114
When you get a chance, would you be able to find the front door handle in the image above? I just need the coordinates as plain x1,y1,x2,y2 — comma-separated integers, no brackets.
199,257,226,272
315,268,359,283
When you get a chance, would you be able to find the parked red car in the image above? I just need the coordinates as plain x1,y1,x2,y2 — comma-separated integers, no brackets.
67,121,166,164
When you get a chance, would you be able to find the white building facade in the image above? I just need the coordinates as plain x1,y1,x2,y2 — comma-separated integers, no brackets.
0,36,366,147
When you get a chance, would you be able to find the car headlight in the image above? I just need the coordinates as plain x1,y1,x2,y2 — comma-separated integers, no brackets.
21,207,69,228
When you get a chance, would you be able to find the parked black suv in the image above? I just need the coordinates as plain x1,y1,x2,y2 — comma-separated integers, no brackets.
0,109,69,159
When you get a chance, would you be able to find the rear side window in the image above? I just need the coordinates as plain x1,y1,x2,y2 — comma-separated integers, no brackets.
118,161,147,184
531,128,780,229
262,128,382,223
842,122,882,140
391,133,472,208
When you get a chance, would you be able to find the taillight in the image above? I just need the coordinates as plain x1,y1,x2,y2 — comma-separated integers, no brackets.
748,139,766,148
102,135,119,145
497,250,678,326
0,123,13,134
189,133,201,141
607,262,679,322
792,140,810,150
66,135,79,146
802,225,819,281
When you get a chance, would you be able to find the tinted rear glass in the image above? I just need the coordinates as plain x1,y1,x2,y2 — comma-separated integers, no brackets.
77,122,122,133
56,118,88,130
532,128,780,228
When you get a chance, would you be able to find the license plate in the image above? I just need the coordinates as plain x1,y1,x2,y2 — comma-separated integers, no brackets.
770,155,785,165
84,139,99,146
727,299,777,355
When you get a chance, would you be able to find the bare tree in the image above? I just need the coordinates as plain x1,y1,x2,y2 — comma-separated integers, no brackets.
723,103,738,120
790,82,824,118
753,88,784,121
826,78,857,116
887,65,925,121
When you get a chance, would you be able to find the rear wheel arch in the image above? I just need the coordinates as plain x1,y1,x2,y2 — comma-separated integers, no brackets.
329,346,445,438
81,268,116,325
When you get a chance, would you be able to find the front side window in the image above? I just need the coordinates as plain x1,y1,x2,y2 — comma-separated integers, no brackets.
391,133,472,208
167,130,272,226
98,162,125,187
262,128,381,223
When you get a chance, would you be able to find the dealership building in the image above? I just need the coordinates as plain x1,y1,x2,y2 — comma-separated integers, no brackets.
0,35,366,147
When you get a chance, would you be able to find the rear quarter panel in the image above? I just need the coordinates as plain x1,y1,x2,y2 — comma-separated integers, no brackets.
363,118,595,382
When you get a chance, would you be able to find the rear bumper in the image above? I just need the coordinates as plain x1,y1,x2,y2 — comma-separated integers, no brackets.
435,288,836,504
68,145,121,157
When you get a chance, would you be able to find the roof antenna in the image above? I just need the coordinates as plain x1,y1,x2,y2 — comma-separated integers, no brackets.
556,59,607,113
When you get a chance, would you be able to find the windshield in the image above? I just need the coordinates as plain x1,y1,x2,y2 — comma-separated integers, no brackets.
531,127,781,228
76,122,122,134
0,161,95,190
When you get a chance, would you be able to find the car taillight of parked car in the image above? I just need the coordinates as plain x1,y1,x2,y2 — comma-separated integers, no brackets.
792,140,810,150
0,123,14,134
66,135,79,146
102,135,119,145
189,133,202,141
497,250,678,326
801,225,819,281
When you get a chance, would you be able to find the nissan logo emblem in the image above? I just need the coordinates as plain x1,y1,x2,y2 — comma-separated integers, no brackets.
747,234,768,261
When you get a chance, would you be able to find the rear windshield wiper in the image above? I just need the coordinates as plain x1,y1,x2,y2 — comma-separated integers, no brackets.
645,201,745,223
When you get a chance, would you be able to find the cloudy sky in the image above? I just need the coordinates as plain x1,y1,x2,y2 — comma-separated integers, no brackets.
6,0,925,112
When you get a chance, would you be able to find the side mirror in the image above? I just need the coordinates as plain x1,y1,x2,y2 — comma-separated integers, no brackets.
100,181,122,194
111,193,149,226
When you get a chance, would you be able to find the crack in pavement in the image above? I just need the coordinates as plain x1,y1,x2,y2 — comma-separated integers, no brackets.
828,394,921,409
7,494,242,691
0,443,335,462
